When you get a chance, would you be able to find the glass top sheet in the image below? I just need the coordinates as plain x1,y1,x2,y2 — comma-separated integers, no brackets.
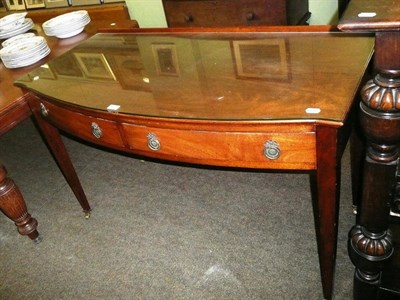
15,31,374,122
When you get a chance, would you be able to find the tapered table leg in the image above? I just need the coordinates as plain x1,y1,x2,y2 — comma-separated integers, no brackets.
0,163,41,243
311,125,342,300
29,98,91,216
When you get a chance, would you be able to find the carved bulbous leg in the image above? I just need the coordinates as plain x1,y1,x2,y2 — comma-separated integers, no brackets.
0,163,40,243
349,71,400,299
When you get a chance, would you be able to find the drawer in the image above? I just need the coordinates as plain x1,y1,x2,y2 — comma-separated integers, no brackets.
34,100,126,149
121,123,316,170
162,0,287,27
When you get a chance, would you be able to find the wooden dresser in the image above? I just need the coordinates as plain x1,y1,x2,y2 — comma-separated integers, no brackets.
162,0,310,27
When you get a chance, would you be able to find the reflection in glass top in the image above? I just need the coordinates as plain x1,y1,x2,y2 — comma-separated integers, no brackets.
15,31,374,122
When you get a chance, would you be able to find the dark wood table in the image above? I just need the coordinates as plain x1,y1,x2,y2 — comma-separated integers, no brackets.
338,0,400,299
15,26,374,299
0,19,138,244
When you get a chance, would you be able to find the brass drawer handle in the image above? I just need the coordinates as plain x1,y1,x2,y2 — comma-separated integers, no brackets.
91,122,103,139
40,103,49,117
264,140,280,160
147,133,160,151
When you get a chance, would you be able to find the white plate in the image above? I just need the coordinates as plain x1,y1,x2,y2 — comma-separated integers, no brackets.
56,26,86,39
42,10,88,29
4,42,48,62
42,10,90,38
43,18,89,35
43,17,90,36
3,47,50,68
2,32,36,48
0,18,34,39
1,39,50,68
42,10,89,31
49,15,89,30
0,36,46,58
0,12,27,30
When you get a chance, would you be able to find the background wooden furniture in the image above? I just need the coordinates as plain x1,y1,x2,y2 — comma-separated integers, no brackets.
162,0,310,27
338,0,400,299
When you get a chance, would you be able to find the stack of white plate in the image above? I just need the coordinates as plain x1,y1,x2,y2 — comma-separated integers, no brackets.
0,13,34,40
0,35,50,69
1,32,36,48
42,10,91,39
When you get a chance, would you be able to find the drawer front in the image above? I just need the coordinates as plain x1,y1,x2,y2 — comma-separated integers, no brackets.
35,100,126,149
162,0,287,27
122,123,316,170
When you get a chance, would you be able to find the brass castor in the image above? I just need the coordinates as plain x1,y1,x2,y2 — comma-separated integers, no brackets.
84,211,91,219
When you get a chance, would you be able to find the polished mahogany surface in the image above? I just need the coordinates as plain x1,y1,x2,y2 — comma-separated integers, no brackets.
15,31,374,123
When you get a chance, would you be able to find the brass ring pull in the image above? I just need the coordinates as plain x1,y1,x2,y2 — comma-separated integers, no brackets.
91,122,103,139
39,103,48,117
147,133,161,151
264,140,280,160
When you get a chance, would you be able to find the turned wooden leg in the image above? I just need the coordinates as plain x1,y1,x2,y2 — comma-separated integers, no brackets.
347,31,400,300
348,102,397,299
311,125,341,300
0,163,41,243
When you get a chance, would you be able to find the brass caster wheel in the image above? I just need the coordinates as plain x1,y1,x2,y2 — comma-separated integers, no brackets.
352,205,358,215
84,212,91,219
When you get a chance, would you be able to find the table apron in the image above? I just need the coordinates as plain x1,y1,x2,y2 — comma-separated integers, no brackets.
29,97,317,170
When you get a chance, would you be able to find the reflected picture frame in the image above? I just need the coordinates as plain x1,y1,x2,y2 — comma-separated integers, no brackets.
152,43,180,77
43,0,68,8
25,0,45,9
50,53,84,79
27,64,56,80
74,53,116,80
232,39,291,82
107,53,151,91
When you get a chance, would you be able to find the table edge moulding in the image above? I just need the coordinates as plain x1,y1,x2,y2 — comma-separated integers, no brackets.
338,0,400,299
14,26,375,300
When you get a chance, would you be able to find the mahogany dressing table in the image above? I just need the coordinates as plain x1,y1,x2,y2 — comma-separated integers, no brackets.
338,0,400,299
15,27,374,299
